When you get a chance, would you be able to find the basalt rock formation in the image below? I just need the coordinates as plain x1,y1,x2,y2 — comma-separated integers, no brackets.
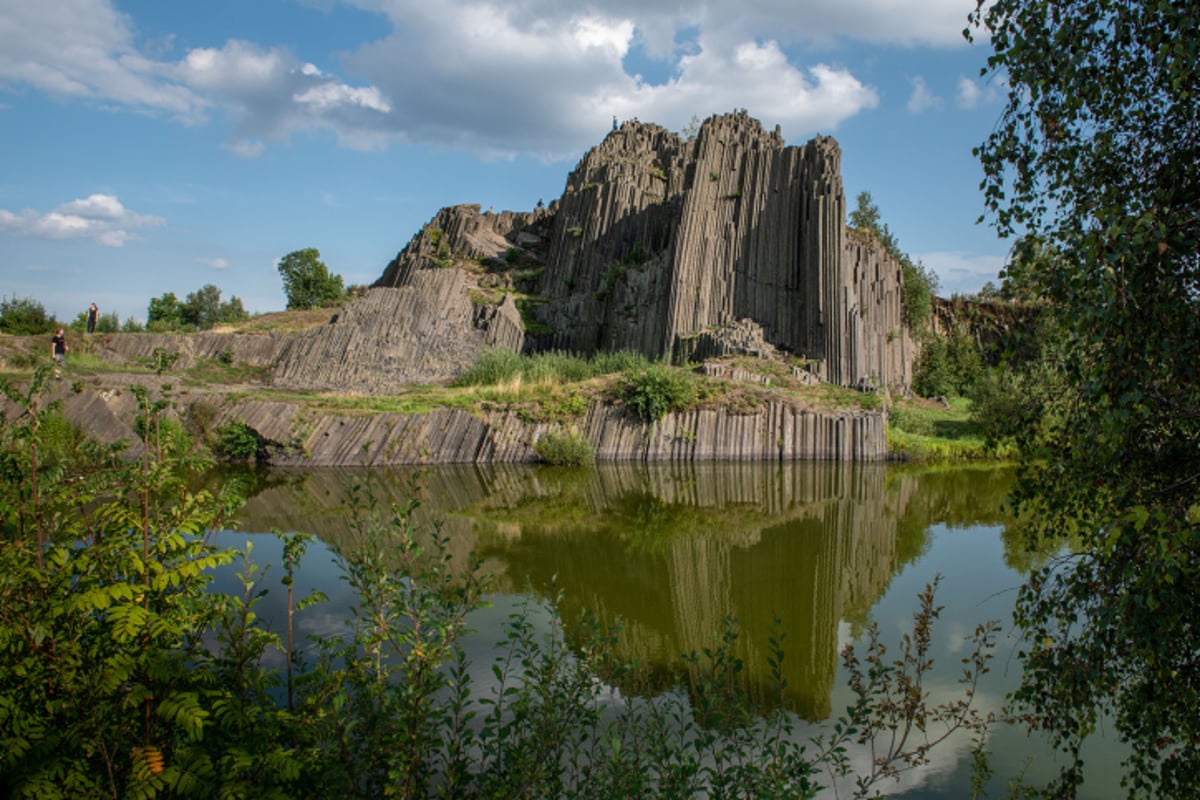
373,110,914,393
17,112,921,466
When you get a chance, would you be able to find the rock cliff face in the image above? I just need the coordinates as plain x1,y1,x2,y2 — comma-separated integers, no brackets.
272,278,523,393
24,376,885,468
373,111,914,393
224,396,886,466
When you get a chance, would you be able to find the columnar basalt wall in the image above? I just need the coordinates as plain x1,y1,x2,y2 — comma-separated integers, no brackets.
219,398,887,466
373,112,914,393
272,278,523,393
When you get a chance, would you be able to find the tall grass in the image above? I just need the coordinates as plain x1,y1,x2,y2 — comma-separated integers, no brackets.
453,348,652,388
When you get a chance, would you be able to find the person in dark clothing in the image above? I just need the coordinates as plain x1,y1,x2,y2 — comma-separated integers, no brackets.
51,328,67,373
86,302,98,334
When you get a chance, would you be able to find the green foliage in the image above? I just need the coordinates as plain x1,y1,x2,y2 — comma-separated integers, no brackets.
889,406,935,437
968,318,1069,455
533,429,595,466
147,291,186,331
70,309,122,334
214,421,261,462
886,399,996,462
150,347,179,374
621,363,701,422
999,235,1057,303
969,0,1200,794
0,380,243,797
146,286,247,331
590,349,652,375
0,296,55,335
134,413,192,458
182,284,248,329
913,331,982,398
454,349,651,389
277,248,345,311
453,348,525,386
901,260,938,330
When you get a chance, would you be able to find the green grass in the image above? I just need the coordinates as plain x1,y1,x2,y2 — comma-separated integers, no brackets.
887,397,1014,462
182,357,273,385
64,352,156,375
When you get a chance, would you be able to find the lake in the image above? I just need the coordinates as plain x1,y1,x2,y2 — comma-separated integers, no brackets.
213,461,1124,798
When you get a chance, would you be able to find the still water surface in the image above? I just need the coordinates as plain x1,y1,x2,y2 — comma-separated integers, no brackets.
216,462,1123,798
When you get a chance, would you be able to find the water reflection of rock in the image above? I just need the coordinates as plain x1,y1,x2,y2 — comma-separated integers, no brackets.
230,462,1014,722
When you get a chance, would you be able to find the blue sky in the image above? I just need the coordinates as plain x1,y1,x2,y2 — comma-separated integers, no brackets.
1,0,1010,324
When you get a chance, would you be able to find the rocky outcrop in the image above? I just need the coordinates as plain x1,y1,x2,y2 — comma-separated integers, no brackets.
271,278,523,393
219,397,885,466
369,112,914,393
932,296,1042,366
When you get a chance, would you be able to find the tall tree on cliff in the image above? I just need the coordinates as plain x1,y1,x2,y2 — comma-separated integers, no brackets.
277,248,345,310
968,1,1200,795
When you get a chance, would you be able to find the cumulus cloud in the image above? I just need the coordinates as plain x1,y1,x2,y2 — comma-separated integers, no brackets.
0,194,164,247
0,0,206,120
197,256,230,269
956,74,1006,109
906,76,941,113
0,0,970,160
956,76,982,108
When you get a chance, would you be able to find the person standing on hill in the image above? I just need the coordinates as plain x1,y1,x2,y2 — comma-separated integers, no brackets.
86,302,98,334
51,328,67,373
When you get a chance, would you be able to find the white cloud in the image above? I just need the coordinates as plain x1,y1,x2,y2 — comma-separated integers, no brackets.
0,0,207,120
913,250,1007,296
0,0,967,160
0,193,164,247
197,256,230,269
956,76,982,108
906,76,941,114
294,83,391,113
955,74,1006,109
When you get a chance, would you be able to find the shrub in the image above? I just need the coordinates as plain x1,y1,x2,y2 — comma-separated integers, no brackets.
0,295,55,335
134,414,192,457
889,406,936,436
533,430,595,466
621,363,701,422
913,331,982,398
185,399,221,442
215,420,261,461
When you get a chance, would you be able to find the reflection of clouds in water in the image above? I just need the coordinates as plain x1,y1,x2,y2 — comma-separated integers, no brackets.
944,621,968,655
836,619,853,654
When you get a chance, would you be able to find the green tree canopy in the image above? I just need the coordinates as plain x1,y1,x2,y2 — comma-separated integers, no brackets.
969,0,1200,794
277,248,345,310
0,295,56,335
147,286,247,331
146,292,184,331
